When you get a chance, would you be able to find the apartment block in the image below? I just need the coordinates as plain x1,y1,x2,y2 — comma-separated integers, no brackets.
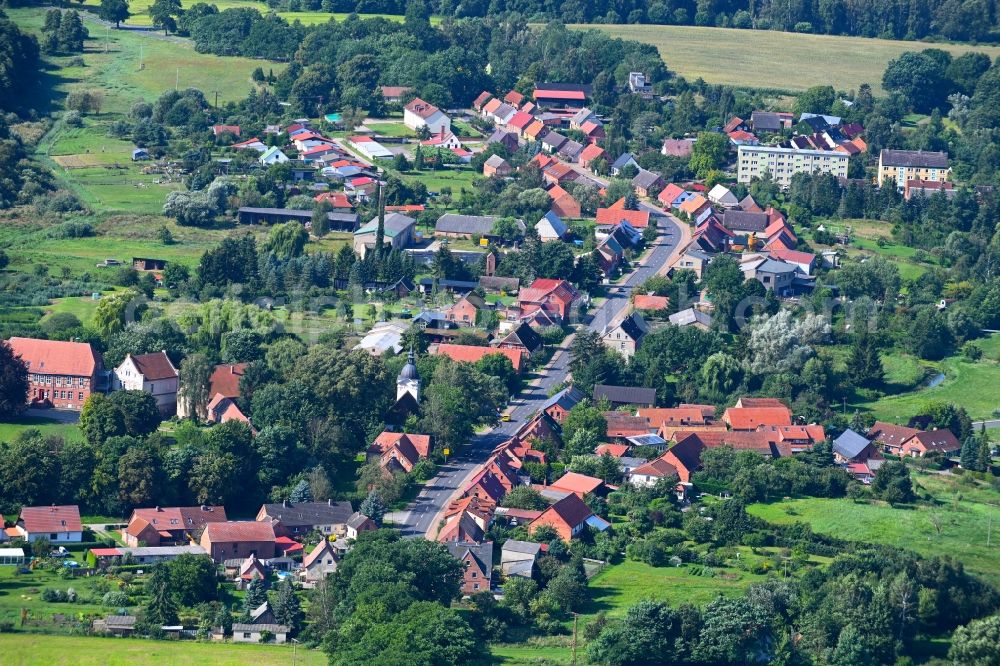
737,145,849,186
877,149,950,189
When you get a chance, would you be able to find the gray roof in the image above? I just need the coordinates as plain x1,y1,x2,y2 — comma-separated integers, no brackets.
105,615,137,628
542,132,567,149
484,154,508,168
541,386,586,412
611,152,637,170
501,540,542,557
232,623,290,634
558,140,584,158
880,149,949,169
500,559,535,577
356,212,416,237
626,434,667,448
613,312,649,341
833,429,872,459
631,169,662,190
593,384,656,406
346,512,372,530
436,214,499,236
446,540,493,573
669,307,713,328
723,209,768,232
751,111,782,131
124,545,208,557
756,258,797,275
259,500,354,528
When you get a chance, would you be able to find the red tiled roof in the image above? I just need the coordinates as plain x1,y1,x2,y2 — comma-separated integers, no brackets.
604,412,652,437
678,194,709,214
473,91,493,109
9,338,100,377
382,85,413,98
405,97,442,120
658,183,685,205
213,124,240,136
508,111,534,130
723,117,744,133
127,351,177,381
372,431,432,458
18,505,82,534
533,493,593,529
633,295,669,310
675,430,778,456
550,472,603,496
580,120,603,135
595,443,630,457
434,344,524,374
203,521,275,543
630,456,679,478
579,143,605,163
505,90,525,107
639,407,710,427
534,89,586,101
130,505,227,531
385,204,425,213
483,98,503,114
595,207,650,229
314,192,352,208
908,429,961,453
208,363,248,399
90,547,123,557
768,248,814,266
723,407,793,430
868,421,920,448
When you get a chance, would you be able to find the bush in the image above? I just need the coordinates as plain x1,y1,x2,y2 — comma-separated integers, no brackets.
37,193,86,216
46,220,93,237
103,590,130,607
63,110,83,127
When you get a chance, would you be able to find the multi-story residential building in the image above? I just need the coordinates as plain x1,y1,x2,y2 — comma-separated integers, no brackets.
877,149,950,189
737,145,849,186
8,337,103,410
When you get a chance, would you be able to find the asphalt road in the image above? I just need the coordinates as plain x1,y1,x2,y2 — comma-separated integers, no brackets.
393,210,684,538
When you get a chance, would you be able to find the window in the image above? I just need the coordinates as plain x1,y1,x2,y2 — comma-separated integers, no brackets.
78,392,84,401
473,583,479,590
50,533,57,539
243,633,251,639
471,571,477,578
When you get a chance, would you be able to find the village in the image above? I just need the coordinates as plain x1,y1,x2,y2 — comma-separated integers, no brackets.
1,5,998,664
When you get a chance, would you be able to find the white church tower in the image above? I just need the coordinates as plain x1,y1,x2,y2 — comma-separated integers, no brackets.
397,348,420,402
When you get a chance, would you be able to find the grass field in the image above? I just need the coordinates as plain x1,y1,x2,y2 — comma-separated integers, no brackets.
0,415,83,443
0,634,326,666
12,9,279,114
581,559,768,616
748,472,1000,587
857,336,1000,421
573,24,1000,93
405,167,480,194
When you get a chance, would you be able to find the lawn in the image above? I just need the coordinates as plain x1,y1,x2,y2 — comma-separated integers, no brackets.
0,416,83,443
572,24,1000,93
0,634,326,665
581,559,768,617
404,167,480,194
365,122,417,138
748,473,1000,587
858,337,1000,421
491,641,575,664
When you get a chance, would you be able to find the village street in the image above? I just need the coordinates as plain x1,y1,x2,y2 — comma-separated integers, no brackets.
392,208,690,538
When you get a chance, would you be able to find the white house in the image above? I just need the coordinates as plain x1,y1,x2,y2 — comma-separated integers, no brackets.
707,184,739,208
16,505,83,543
259,146,288,165
535,211,568,242
114,351,179,415
302,538,339,583
600,312,649,359
231,623,289,644
404,97,451,135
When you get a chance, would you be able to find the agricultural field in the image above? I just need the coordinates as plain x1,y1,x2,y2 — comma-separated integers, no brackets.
74,0,434,27
0,634,326,666
748,471,1000,587
574,24,1000,93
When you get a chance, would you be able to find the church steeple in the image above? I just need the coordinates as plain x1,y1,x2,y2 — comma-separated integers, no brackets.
397,347,420,401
